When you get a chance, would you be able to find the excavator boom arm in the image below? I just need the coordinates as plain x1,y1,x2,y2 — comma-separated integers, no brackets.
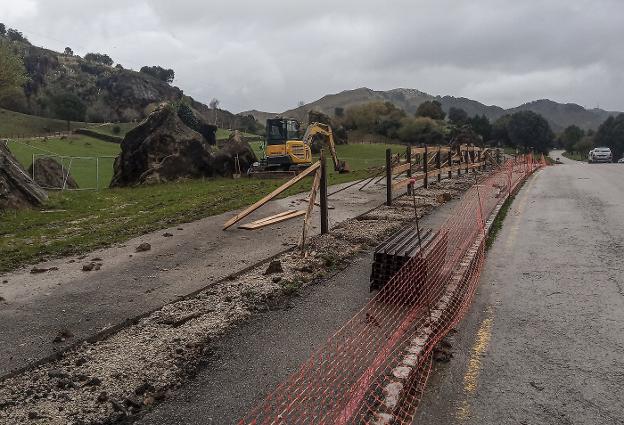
303,122,349,173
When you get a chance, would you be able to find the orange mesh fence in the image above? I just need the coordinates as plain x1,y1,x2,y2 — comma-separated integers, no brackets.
240,155,542,425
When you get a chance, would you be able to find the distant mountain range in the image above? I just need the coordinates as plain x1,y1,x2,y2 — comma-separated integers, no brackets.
240,87,621,132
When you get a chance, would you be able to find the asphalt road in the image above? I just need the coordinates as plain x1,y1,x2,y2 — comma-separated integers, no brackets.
0,179,387,376
415,152,624,424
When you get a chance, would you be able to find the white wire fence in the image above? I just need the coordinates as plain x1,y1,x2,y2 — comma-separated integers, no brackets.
30,154,117,191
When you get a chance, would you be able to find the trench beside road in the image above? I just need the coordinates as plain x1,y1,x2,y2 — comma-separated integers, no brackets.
415,152,624,424
0,179,387,376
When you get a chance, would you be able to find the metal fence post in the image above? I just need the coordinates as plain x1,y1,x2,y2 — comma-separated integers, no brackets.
385,148,392,206
436,147,441,182
320,150,329,234
423,145,429,189
406,146,412,195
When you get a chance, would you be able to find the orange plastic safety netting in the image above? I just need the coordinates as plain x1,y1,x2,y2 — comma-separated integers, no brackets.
240,155,542,425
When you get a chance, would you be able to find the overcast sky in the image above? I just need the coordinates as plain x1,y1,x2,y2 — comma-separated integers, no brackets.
2,0,624,113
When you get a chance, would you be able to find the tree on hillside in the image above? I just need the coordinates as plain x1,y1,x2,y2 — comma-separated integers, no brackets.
0,42,27,100
140,65,174,83
209,98,220,125
334,107,344,117
84,52,113,66
594,114,624,160
397,116,445,145
469,114,492,141
492,115,512,145
343,101,406,138
448,107,468,125
49,92,86,130
559,125,584,152
0,23,6,37
507,111,554,153
416,100,446,120
6,28,29,44
64,47,73,56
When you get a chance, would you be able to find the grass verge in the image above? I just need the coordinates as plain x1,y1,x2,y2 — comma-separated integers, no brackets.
486,192,516,250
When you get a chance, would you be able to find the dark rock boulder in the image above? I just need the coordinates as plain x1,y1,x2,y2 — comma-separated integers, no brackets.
0,141,48,209
28,157,79,189
213,131,258,176
110,103,257,186
110,103,215,186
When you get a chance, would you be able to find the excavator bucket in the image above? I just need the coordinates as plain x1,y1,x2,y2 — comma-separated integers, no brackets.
336,160,351,174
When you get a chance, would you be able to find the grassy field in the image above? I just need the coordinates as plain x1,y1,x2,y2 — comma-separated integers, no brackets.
1,141,404,272
0,108,89,137
86,122,138,137
6,136,121,188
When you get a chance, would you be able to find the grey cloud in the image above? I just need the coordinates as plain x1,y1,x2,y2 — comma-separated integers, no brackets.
3,0,624,112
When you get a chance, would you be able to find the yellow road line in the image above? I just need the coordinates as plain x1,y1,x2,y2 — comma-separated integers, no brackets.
455,306,495,422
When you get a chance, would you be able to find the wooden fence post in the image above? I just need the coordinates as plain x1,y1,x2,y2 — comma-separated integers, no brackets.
457,145,462,176
385,148,392,206
423,145,429,189
320,150,329,234
448,146,453,179
406,146,412,195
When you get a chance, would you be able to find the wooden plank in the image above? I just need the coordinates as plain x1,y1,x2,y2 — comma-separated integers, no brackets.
223,161,320,230
299,169,321,250
392,173,424,191
250,210,296,225
411,147,426,155
239,210,306,230
391,162,412,175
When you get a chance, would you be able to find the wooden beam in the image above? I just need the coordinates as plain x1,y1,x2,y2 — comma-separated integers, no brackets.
391,162,412,175
223,161,320,230
299,169,321,250
239,210,306,230
392,173,424,191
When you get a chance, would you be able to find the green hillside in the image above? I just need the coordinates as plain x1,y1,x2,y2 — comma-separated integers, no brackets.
0,108,88,137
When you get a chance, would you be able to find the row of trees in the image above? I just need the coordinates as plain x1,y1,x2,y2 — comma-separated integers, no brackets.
338,100,554,153
0,23,30,44
559,115,624,160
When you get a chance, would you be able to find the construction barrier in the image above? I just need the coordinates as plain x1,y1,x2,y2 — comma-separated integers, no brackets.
240,154,544,424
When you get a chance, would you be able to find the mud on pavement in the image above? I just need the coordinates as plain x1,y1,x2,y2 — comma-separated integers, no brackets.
0,175,477,425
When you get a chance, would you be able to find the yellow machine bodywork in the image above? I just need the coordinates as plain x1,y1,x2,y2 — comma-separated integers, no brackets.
265,140,312,167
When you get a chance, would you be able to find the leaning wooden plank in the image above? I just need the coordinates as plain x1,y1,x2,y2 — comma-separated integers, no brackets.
299,169,321,250
223,162,320,230
239,210,307,230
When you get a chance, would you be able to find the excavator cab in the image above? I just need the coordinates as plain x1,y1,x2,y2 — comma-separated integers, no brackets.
262,118,312,170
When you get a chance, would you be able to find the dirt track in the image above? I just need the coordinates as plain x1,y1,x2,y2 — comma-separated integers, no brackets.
415,153,624,424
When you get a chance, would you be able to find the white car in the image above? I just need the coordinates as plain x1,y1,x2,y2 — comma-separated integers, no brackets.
588,147,613,163
618,158,624,163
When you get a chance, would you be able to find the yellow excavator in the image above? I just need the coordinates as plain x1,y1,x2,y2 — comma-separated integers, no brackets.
249,118,349,176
